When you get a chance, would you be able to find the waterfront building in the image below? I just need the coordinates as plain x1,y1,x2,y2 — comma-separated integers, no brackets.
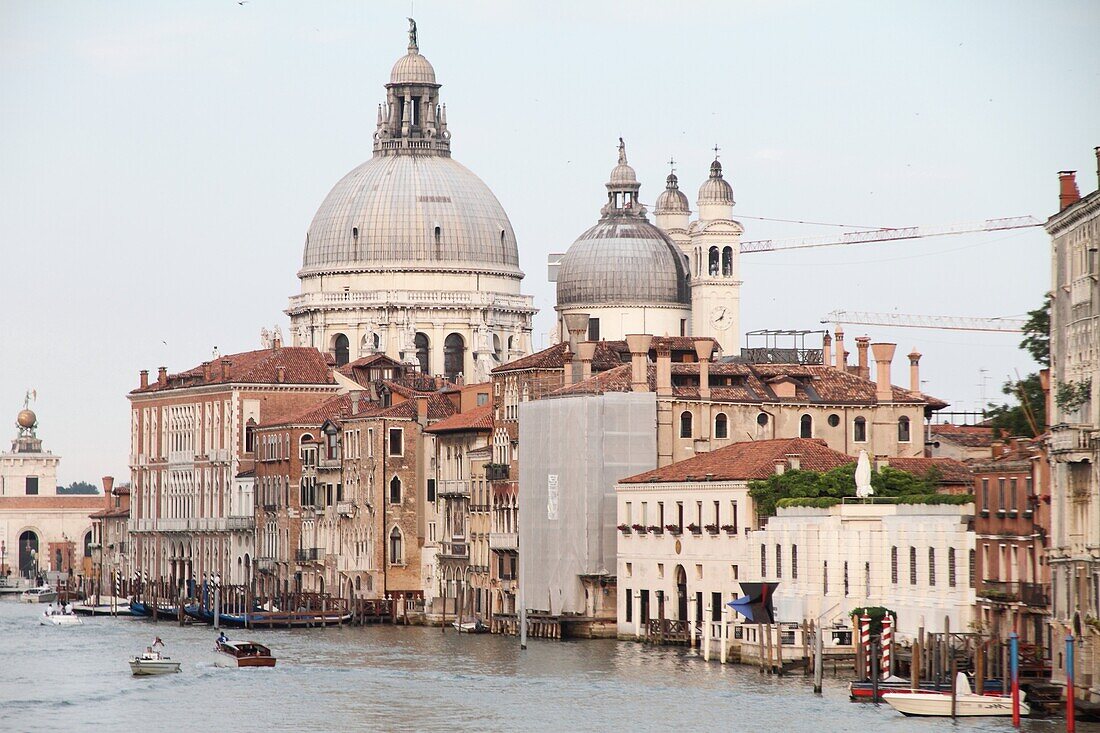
971,437,1051,666
0,401,98,583
286,21,536,380
424,402,494,621
128,342,339,589
554,144,742,353
87,475,131,597
615,438,973,642
1047,151,1100,698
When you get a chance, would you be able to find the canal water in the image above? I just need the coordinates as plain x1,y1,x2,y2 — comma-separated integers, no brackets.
0,600,1092,733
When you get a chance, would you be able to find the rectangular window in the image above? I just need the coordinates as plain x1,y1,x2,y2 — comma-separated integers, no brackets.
587,318,600,342
713,500,720,525
1010,478,1018,511
843,561,849,596
696,500,702,526
928,548,936,586
388,428,403,457
981,478,989,511
792,545,798,580
948,548,956,587
909,546,917,585
677,502,684,531
25,476,39,495
711,591,722,622
367,428,374,457
998,478,1006,511
625,589,632,623
865,562,871,597
625,501,632,525
776,544,782,579
427,478,436,503
823,561,829,595
760,544,767,578
641,502,647,525
969,549,976,588
731,501,738,533
625,562,632,578
891,546,898,584
658,502,664,527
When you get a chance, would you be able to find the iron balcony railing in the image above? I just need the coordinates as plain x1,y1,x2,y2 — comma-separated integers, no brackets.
295,547,322,563
980,580,1050,607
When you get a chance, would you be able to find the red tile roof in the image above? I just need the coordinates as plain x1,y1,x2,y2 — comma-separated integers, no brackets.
929,423,995,447
132,347,336,393
492,337,720,374
374,393,457,421
551,361,945,408
425,404,494,434
621,438,853,483
886,457,973,485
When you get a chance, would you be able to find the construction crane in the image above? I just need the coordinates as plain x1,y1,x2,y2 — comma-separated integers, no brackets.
740,216,1042,254
822,310,1026,333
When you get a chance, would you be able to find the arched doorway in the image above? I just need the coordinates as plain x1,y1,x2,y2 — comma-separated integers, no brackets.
318,576,325,596
333,333,350,366
19,530,39,579
675,565,688,621
444,333,465,381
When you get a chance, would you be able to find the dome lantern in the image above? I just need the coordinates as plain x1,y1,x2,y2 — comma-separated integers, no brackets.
697,152,735,221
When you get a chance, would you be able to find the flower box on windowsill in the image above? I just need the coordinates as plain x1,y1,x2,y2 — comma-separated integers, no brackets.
665,524,683,536
617,524,632,535
631,524,648,534
705,524,720,535
648,525,664,535
980,509,990,518
721,524,738,535
687,523,702,535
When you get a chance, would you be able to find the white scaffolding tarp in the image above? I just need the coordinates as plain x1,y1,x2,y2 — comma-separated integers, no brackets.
518,392,657,616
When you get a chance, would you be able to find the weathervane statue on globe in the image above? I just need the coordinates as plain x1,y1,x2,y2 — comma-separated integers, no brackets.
17,389,37,437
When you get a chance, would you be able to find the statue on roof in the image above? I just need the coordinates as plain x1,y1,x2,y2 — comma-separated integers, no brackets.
618,137,627,165
407,17,418,51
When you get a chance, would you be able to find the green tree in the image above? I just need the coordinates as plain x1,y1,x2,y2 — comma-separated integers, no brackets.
748,463,941,519
1020,293,1051,367
986,373,1046,438
57,481,99,495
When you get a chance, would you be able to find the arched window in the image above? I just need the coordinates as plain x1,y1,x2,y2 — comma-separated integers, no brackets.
410,332,429,375
433,225,442,245
493,334,503,363
853,416,867,442
83,531,93,558
708,247,720,276
19,530,39,578
444,333,465,381
333,333,350,367
389,527,404,565
898,416,911,442
389,476,402,505
722,246,733,276
714,413,728,439
679,411,693,439
800,414,812,439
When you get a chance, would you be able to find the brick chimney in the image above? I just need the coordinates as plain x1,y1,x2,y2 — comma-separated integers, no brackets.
871,343,897,402
102,476,114,508
350,390,361,415
416,394,429,425
140,370,149,389
855,337,871,379
157,366,168,387
220,357,231,381
694,338,716,400
908,349,922,395
1060,170,1081,210
822,332,833,367
834,328,846,370
275,365,286,384
625,334,653,393
577,341,597,382
655,342,672,397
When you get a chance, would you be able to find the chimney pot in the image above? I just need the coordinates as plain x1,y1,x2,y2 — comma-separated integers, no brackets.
275,365,286,384
577,341,597,382
140,370,149,389
655,343,672,397
822,333,833,367
908,349,922,395
625,334,653,393
416,394,429,424
157,366,168,387
220,357,231,381
562,313,591,350
1059,170,1081,210
870,343,897,402
834,328,846,370
694,339,715,400
855,337,871,379
351,390,361,415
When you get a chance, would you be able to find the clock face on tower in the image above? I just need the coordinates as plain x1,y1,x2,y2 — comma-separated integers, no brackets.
711,306,731,330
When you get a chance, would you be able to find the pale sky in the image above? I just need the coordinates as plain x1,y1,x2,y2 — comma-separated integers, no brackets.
2,1,1098,486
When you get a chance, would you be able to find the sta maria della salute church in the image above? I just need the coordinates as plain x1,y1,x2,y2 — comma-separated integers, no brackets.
286,20,744,377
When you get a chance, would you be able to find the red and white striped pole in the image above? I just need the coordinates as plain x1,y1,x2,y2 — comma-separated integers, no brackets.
880,615,893,679
860,614,872,680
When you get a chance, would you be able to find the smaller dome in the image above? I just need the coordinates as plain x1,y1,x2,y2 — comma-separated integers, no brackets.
390,52,437,85
698,158,735,206
17,409,36,429
655,172,690,214
609,163,638,186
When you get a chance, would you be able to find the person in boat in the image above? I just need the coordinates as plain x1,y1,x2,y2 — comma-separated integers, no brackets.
217,631,228,646
45,603,54,616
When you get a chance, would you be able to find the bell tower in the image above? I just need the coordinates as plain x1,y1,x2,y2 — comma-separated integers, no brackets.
687,152,743,353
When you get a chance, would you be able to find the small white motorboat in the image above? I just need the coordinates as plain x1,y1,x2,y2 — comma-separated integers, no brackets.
883,672,1029,717
452,618,489,634
129,641,181,676
40,612,83,626
21,586,57,603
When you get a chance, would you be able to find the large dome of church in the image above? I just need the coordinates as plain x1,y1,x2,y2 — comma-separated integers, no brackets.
301,155,520,276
